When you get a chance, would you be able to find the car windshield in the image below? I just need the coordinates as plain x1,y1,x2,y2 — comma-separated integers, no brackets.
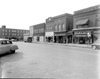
7,40,12,44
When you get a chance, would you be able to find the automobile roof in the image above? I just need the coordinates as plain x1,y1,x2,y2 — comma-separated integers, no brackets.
0,38,9,41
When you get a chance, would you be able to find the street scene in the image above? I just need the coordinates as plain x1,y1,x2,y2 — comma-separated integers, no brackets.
0,0,100,79
0,42,100,79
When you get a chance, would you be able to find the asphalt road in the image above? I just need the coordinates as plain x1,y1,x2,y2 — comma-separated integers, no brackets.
0,42,100,79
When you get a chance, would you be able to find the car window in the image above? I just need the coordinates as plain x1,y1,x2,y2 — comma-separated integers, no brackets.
1,41,7,45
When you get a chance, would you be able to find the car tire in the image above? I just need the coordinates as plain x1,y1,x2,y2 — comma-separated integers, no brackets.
92,45,96,50
10,50,15,53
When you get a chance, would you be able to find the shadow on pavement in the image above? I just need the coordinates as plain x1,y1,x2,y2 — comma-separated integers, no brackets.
0,52,23,78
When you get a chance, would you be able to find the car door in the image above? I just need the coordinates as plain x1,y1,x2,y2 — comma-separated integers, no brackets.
0,41,7,54
0,41,3,54
6,40,12,52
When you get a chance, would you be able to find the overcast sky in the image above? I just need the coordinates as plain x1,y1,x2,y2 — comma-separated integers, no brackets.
0,0,100,30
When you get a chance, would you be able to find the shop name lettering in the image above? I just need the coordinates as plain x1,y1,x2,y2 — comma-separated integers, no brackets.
94,31,100,34
75,31,91,34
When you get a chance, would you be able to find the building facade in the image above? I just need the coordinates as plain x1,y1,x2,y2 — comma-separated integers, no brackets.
45,13,73,43
53,13,73,43
33,23,45,42
45,17,55,42
73,5,100,44
0,26,29,40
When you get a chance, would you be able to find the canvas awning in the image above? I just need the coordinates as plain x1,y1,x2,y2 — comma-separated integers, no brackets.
76,19,89,25
54,33,66,36
66,31,73,35
74,34,87,37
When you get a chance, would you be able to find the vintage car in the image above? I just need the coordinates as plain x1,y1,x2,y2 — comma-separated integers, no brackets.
91,39,100,50
0,38,18,55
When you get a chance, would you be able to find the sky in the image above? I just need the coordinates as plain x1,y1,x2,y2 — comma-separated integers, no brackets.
0,0,100,30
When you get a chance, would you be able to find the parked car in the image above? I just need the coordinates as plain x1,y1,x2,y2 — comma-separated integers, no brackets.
11,39,17,42
0,38,18,55
91,39,100,50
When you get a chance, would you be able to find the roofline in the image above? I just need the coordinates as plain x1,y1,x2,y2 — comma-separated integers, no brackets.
0,28,29,31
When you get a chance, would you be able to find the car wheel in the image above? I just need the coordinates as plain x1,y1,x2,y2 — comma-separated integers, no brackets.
10,50,15,53
92,45,96,50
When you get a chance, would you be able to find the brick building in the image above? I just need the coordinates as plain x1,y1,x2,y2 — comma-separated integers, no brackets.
45,13,73,43
33,23,45,42
73,5,100,44
45,17,54,42
0,26,29,40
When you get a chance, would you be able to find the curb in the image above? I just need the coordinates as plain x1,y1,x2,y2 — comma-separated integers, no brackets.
32,42,91,49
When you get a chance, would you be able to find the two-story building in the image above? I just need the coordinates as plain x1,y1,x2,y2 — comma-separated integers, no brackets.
45,13,73,43
45,17,55,42
53,13,73,43
73,5,100,44
33,23,45,42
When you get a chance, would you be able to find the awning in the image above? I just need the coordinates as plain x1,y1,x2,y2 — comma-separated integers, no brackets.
74,34,87,37
76,19,89,25
55,33,66,36
66,31,73,35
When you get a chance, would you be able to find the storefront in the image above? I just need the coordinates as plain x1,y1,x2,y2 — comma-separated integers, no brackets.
93,28,100,42
73,27,100,44
73,30,93,44
54,32,66,43
45,32,54,42
66,31,73,43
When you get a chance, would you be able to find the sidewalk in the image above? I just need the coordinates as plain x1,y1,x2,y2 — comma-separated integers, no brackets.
32,42,91,48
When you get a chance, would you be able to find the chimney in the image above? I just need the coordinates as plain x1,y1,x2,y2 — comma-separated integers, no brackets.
2,25,6,29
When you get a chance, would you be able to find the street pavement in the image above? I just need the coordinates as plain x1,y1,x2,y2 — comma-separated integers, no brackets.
0,42,100,79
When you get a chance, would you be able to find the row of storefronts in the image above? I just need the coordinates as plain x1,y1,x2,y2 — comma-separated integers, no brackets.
30,5,100,44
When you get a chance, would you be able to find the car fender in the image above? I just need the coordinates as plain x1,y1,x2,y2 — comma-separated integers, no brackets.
10,45,18,51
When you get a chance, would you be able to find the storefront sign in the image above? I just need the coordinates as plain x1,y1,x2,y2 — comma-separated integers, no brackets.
45,32,54,37
93,30,100,34
74,31,91,35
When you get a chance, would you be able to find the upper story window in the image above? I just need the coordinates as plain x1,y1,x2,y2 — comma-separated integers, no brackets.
5,30,7,32
34,29,38,33
5,33,7,35
20,31,22,33
62,23,65,31
59,24,61,31
2,33,4,35
50,26,52,31
12,30,16,32
55,25,57,31
2,29,4,32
